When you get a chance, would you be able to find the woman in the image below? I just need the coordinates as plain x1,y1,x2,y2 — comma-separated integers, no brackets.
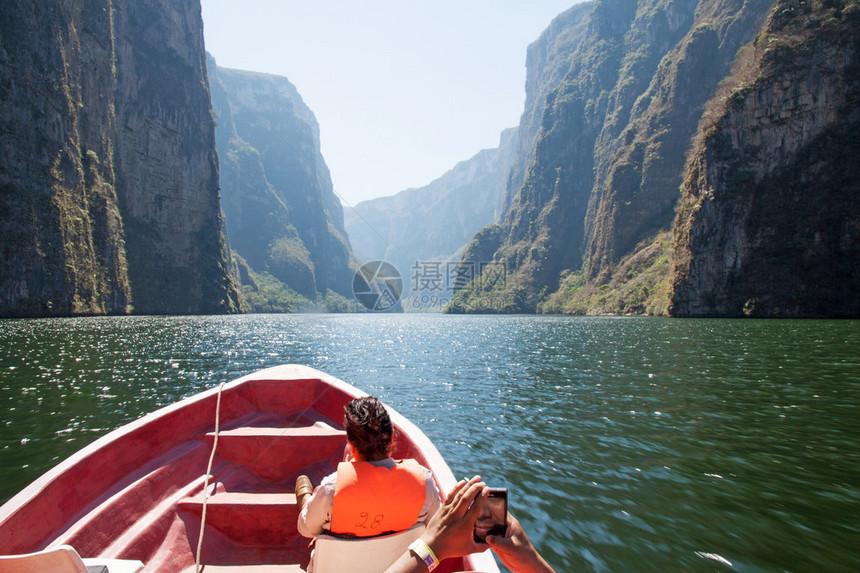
297,396,441,539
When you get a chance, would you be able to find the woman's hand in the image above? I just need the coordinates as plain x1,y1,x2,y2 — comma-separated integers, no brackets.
383,476,488,573
422,475,488,561
486,513,556,573
383,477,557,573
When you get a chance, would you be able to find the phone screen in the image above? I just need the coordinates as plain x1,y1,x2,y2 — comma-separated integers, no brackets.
474,488,507,543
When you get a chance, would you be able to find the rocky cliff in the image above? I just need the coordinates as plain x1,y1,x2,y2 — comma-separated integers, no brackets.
504,3,593,212
344,127,518,291
0,0,240,317
450,0,779,314
672,0,860,317
208,57,355,304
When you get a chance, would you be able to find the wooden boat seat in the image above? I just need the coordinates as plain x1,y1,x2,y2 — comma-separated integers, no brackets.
0,544,144,573
203,423,347,482
179,491,301,546
309,523,425,573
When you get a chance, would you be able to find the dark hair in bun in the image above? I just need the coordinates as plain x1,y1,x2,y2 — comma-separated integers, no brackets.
344,396,393,461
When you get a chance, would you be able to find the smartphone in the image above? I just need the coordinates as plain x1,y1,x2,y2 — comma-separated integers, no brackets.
474,488,507,543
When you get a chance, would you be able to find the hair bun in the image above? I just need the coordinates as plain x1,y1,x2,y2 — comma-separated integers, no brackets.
344,396,394,460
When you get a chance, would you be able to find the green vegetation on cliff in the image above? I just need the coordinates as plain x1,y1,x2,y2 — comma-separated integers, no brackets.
234,252,361,313
0,0,132,316
539,231,673,315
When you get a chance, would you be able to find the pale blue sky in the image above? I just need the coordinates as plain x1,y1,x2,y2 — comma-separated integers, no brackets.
201,1,583,206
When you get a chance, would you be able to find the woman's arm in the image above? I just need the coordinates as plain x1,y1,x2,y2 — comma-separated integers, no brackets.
384,477,557,573
384,476,487,573
486,513,556,573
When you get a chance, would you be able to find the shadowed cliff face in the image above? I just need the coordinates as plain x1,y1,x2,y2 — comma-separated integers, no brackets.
672,0,860,317
0,0,240,317
112,0,240,314
0,0,130,316
583,0,774,279
208,58,355,300
503,3,594,213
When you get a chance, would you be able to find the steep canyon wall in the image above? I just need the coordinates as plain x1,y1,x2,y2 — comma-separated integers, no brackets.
209,58,355,302
0,0,240,317
451,0,857,317
673,0,860,317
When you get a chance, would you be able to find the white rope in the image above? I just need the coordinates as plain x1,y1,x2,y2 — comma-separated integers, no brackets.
195,381,226,573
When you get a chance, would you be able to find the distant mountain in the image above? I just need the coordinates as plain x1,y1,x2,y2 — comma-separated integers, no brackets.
449,0,860,317
208,56,357,308
0,0,240,317
344,127,517,307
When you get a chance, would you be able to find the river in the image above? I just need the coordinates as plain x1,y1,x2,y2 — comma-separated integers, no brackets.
0,314,857,571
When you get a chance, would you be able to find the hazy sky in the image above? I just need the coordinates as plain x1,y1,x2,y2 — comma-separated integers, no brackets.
201,1,583,206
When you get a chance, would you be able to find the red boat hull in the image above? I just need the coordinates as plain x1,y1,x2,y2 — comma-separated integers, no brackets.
0,365,499,572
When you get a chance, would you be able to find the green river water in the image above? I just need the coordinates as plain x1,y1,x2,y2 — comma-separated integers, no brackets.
0,314,857,571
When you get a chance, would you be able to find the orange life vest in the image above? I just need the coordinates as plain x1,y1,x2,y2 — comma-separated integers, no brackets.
329,459,426,537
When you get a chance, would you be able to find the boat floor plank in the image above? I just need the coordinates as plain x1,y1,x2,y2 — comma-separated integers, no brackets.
179,492,301,547
190,541,309,572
